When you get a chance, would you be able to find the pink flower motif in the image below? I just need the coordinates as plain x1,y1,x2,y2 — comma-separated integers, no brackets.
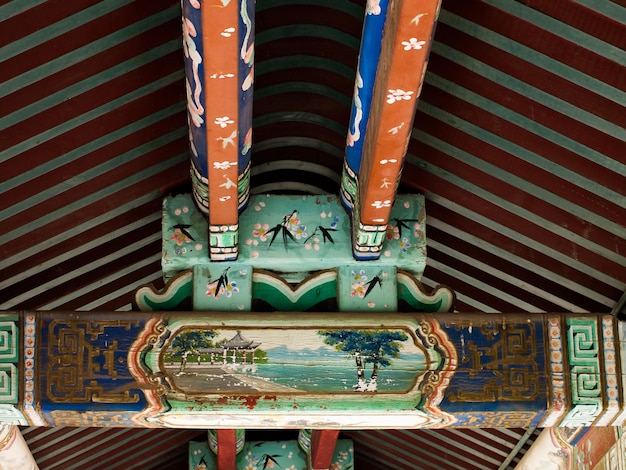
351,282,366,298
287,214,300,229
305,237,320,251
170,228,191,246
206,282,218,297
413,223,422,238
252,223,270,241
386,225,400,240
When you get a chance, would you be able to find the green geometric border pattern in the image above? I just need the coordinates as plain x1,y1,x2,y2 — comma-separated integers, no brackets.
0,315,19,404
561,317,603,427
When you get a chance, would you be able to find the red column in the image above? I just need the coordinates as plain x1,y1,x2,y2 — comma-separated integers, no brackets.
216,429,237,470
309,430,340,470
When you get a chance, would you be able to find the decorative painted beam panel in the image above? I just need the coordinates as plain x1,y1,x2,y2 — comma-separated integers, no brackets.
1,311,624,429
341,0,440,259
183,0,254,261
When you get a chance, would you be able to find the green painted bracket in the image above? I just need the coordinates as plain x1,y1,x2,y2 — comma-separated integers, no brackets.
161,193,427,283
134,268,454,313
193,265,253,311
338,265,397,312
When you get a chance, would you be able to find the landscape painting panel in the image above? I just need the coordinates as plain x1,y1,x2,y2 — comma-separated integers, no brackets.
162,327,431,394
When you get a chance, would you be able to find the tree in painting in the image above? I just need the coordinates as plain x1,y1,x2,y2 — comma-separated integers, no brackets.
170,329,217,372
318,329,409,392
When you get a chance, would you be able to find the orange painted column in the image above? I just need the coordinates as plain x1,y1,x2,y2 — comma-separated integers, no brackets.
352,0,440,259
200,0,252,261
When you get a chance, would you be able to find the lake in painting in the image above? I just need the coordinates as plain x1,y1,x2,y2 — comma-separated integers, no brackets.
163,327,433,394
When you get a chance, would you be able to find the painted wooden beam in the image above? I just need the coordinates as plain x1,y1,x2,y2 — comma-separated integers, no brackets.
309,430,340,470
2,311,626,429
342,0,441,259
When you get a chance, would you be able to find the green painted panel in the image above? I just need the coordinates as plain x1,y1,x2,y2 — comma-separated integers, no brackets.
252,271,337,311
189,437,354,470
338,266,397,312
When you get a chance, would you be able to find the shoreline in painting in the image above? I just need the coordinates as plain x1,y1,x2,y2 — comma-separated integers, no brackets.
164,364,298,393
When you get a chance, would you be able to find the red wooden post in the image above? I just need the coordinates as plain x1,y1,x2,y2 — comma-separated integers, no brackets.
217,429,237,470
309,430,340,470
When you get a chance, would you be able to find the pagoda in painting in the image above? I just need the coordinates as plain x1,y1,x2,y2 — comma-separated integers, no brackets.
221,330,261,365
